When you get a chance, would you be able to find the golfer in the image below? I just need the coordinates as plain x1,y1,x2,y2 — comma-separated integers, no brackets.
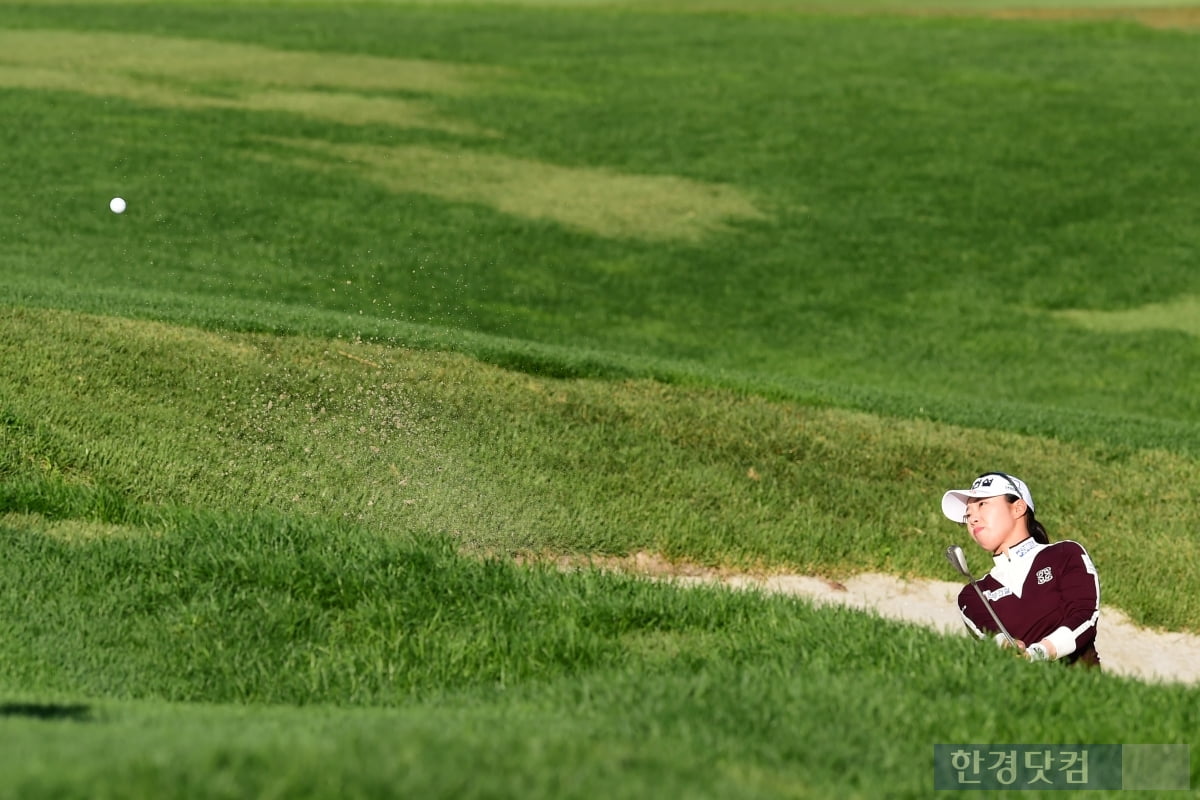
942,472,1101,667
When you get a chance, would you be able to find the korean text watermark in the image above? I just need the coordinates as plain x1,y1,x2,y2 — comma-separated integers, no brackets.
934,744,1190,790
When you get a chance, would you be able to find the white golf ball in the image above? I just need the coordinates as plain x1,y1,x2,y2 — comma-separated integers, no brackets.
109,197,126,214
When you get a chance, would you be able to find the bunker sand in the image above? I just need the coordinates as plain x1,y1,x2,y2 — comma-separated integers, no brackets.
546,550,1200,685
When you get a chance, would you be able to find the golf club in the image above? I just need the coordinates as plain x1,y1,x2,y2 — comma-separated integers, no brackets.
945,545,1018,648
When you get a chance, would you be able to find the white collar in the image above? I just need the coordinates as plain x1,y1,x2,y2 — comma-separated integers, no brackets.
989,538,1044,597
992,536,1040,566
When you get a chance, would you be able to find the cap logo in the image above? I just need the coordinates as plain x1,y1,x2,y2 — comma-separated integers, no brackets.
973,473,1021,495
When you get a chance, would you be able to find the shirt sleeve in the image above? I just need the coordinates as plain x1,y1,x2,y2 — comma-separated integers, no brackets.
957,585,994,640
1044,541,1100,659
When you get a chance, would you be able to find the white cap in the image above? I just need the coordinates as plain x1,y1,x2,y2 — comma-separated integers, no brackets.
941,473,1034,523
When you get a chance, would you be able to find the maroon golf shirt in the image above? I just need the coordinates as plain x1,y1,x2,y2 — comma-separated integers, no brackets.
957,537,1101,667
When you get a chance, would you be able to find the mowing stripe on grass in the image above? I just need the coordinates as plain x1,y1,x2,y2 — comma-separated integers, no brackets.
0,29,500,134
1055,295,1200,337
260,138,768,242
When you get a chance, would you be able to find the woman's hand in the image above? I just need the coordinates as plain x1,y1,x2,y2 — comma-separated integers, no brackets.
998,637,1056,661
1022,640,1056,661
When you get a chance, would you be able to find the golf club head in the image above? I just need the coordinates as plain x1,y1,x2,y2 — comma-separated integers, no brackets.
945,545,1019,648
945,545,972,579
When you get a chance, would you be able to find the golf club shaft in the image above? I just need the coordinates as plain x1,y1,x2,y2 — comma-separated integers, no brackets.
969,579,1018,648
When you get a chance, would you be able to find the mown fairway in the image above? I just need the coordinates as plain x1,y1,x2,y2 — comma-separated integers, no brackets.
1,1,1198,797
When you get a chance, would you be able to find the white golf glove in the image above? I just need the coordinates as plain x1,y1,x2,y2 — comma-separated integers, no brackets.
1025,643,1052,662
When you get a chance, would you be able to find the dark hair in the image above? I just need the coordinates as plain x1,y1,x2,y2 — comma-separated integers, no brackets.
1003,495,1050,544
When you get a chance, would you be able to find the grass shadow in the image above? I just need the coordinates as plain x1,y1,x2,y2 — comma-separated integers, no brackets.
0,702,92,721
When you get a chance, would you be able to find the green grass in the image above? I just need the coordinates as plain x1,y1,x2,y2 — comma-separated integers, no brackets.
2,3,1200,441
1,502,1196,799
2,1,1199,796
6,0,1198,8
3,307,1200,634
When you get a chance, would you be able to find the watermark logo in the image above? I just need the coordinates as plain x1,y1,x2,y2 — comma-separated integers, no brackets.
934,744,1190,791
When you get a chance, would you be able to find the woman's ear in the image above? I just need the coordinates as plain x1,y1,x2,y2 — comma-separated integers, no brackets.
1010,498,1028,519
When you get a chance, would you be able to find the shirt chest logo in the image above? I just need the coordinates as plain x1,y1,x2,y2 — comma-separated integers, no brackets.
984,586,1013,602
1036,567,1053,585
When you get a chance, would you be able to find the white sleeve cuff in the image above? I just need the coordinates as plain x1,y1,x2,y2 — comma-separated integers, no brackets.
1045,626,1077,659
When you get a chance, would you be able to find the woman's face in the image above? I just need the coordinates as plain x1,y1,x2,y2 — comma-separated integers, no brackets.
963,495,1028,553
